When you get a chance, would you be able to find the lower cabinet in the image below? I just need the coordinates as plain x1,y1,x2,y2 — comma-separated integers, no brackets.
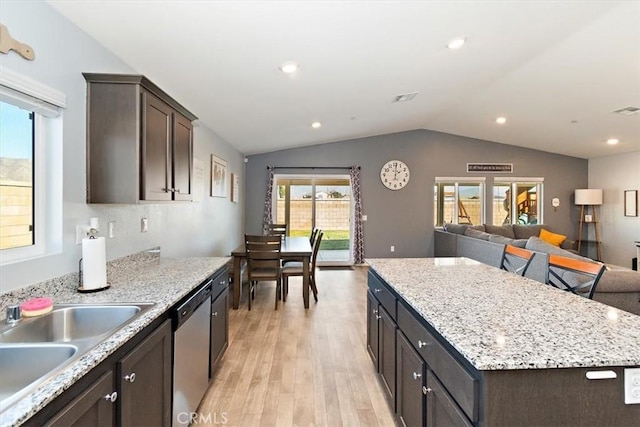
366,290,379,367
117,319,172,426
378,305,397,404
210,287,229,377
40,319,172,427
45,371,116,427
426,371,472,427
396,331,425,427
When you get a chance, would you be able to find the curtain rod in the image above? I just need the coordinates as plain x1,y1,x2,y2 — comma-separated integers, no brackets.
269,166,360,170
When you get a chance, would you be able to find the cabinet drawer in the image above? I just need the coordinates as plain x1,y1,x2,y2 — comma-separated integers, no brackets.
209,268,230,302
398,303,478,422
368,273,396,320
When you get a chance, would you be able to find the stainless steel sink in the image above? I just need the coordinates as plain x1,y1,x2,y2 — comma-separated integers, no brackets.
0,303,154,413
0,304,145,343
0,344,78,406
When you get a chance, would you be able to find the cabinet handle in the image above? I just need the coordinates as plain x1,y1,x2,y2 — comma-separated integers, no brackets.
374,288,381,293
220,280,226,286
413,372,422,380
375,315,382,320
124,373,136,383
418,340,428,348
212,311,218,317
174,188,181,193
422,386,432,395
104,391,118,402
372,309,378,315
162,188,171,193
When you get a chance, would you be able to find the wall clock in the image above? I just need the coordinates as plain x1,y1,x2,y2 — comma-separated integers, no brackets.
380,160,410,190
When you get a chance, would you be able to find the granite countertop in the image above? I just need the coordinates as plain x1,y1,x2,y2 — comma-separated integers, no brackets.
367,257,640,371
0,256,230,427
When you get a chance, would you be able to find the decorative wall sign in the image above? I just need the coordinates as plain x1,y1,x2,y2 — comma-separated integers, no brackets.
231,173,240,203
624,190,637,217
211,155,227,197
467,163,513,173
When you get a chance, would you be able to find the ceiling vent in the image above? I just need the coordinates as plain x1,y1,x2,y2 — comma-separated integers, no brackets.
612,106,640,116
393,92,418,103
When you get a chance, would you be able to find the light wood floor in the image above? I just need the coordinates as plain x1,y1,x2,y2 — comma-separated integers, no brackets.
198,267,397,426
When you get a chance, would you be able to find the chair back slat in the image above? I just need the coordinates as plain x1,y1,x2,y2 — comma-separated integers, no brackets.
263,223,288,237
500,244,536,277
546,254,606,299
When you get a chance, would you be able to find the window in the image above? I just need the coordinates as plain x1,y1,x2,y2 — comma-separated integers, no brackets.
434,178,485,226
0,68,65,265
0,101,34,249
493,180,543,225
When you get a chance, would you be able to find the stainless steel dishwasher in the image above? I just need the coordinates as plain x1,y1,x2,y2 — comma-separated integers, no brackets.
173,280,212,426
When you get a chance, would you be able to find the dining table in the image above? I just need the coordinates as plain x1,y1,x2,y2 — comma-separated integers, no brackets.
230,236,313,309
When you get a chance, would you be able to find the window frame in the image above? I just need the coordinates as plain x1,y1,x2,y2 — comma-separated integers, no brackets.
434,177,486,227
0,68,65,265
493,178,544,225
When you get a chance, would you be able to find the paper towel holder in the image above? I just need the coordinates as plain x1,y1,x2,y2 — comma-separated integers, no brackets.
78,236,111,293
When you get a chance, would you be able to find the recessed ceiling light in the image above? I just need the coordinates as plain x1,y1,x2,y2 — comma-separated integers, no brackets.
279,61,299,74
606,138,619,145
496,117,507,124
447,37,466,49
311,121,322,129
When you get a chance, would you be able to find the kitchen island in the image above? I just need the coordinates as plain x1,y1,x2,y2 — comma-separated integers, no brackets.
366,257,640,426
0,251,230,427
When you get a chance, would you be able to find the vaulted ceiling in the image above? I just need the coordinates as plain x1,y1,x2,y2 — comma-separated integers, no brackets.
49,0,640,159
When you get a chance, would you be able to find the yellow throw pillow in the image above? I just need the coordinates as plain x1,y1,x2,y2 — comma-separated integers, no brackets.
539,228,567,247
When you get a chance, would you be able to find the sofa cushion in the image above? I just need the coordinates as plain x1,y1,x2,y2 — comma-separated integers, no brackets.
464,228,492,240
443,223,469,235
525,237,592,262
597,270,640,293
484,224,515,239
512,224,543,239
539,228,567,247
488,234,528,248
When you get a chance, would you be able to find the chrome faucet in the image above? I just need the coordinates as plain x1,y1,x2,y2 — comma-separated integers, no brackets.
5,305,21,324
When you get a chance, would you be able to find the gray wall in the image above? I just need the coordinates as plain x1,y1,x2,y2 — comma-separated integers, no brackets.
0,2,244,291
589,151,640,267
245,130,587,258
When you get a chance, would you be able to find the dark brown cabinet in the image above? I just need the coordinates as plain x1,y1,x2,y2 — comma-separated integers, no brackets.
210,287,229,377
396,331,425,427
84,73,197,204
117,319,172,426
366,290,379,366
45,371,116,427
426,371,472,427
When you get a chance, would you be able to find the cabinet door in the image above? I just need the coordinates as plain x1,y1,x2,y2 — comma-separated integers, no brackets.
46,371,116,427
366,290,379,367
379,306,397,407
397,332,425,427
426,371,472,427
172,112,193,201
118,320,172,427
210,288,229,377
142,91,173,201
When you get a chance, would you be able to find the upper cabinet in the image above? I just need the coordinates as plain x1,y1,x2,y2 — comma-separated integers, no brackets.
84,74,197,203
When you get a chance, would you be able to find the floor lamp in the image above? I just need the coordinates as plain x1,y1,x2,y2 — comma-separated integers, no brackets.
575,189,603,261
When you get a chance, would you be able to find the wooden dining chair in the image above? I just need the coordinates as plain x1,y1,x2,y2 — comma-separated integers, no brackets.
263,223,288,237
282,232,323,303
500,245,536,277
244,234,282,310
546,254,606,299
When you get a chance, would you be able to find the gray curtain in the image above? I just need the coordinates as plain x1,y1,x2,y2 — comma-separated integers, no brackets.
262,166,275,232
351,166,364,264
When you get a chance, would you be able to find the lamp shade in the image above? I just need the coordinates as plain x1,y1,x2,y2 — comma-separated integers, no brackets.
575,189,603,205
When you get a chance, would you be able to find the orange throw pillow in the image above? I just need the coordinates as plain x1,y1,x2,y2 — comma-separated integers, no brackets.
539,228,567,247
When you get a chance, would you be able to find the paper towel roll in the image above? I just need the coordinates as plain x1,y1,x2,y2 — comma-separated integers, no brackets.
82,237,107,290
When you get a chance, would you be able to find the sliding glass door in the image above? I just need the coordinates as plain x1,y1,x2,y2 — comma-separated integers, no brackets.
274,174,353,265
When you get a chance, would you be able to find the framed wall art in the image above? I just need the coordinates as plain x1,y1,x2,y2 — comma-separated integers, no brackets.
231,173,240,203
211,155,227,197
624,190,637,217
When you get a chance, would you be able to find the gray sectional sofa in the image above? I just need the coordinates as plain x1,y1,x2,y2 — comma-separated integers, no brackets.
434,224,640,316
